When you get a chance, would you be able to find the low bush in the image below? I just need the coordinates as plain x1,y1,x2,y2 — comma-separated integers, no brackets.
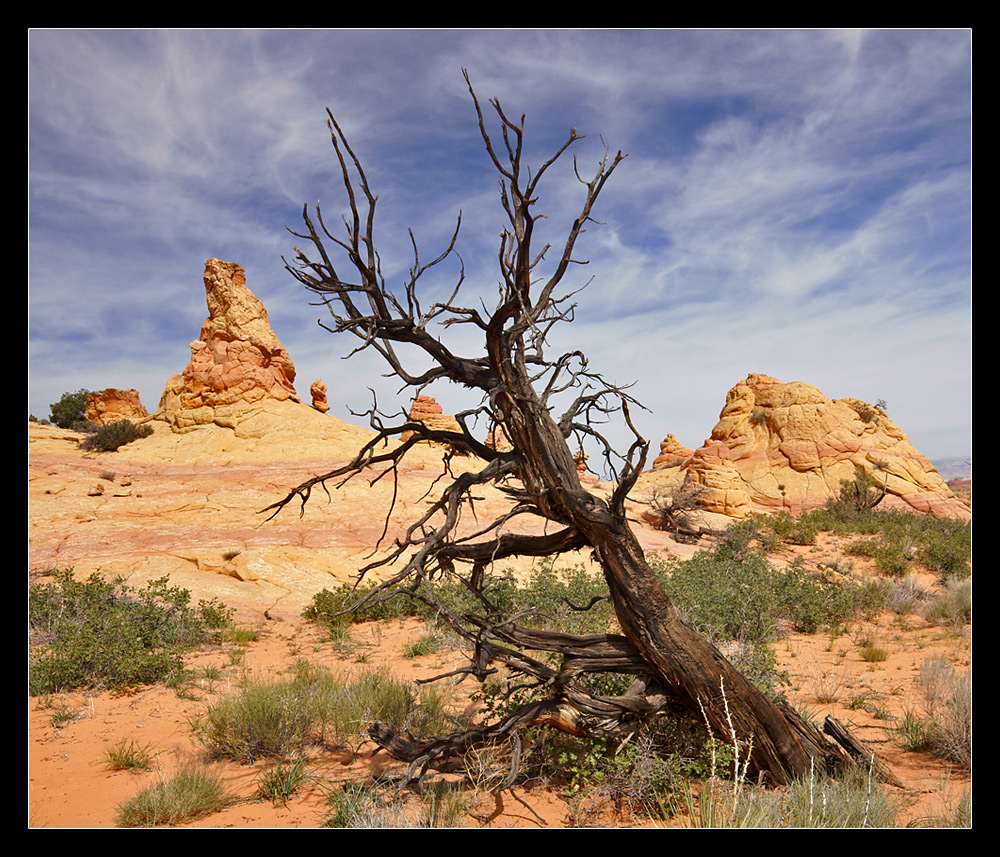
304,560,613,638
116,766,232,827
28,569,232,694
650,547,886,644
80,419,154,452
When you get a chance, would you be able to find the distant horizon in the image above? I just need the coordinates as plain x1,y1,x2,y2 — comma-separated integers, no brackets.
28,372,974,469
29,30,971,462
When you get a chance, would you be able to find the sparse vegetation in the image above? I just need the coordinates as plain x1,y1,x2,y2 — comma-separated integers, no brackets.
28,569,233,694
321,780,467,828
741,500,971,582
195,661,423,764
79,419,154,452
116,766,233,828
105,739,156,772
922,579,972,629
258,757,315,805
915,656,971,767
688,763,899,828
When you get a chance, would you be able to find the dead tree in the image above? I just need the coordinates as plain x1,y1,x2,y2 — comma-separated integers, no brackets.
269,72,862,788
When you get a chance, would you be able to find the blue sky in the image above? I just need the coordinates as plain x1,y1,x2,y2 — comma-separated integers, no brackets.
29,30,971,463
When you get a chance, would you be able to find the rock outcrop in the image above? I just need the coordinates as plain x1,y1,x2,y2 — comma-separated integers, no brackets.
310,379,330,414
399,395,463,444
84,388,149,425
652,433,693,470
676,373,968,520
156,259,300,431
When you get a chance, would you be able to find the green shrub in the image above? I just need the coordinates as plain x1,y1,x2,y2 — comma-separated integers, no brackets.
28,569,232,694
116,766,232,827
304,560,613,638
764,512,818,546
834,465,886,512
651,547,885,645
918,518,971,578
48,388,93,429
79,419,154,452
522,719,725,821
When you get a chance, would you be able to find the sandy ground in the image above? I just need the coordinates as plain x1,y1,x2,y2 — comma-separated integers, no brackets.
28,592,970,828
27,421,971,827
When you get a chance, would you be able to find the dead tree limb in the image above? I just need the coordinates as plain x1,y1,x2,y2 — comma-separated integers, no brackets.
271,70,867,788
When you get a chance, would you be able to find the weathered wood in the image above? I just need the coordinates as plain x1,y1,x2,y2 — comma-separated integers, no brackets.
275,72,876,789
824,717,903,787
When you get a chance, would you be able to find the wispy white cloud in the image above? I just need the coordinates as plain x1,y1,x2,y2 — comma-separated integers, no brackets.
29,29,970,460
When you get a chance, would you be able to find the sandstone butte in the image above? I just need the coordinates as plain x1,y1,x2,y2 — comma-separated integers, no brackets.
399,394,464,444
28,261,967,620
637,373,970,530
155,258,300,432
84,388,149,425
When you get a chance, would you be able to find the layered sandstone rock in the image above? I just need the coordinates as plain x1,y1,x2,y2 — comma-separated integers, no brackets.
156,259,300,431
682,373,967,519
681,440,755,519
399,395,463,443
310,379,330,414
652,433,693,470
84,388,149,425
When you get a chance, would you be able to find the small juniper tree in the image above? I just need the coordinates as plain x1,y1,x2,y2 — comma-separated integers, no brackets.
49,389,93,429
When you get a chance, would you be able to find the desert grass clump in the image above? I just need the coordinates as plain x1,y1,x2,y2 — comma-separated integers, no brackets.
105,738,156,772
197,661,344,763
258,757,315,805
855,631,889,664
922,579,971,630
327,667,414,739
917,656,971,767
689,760,898,828
116,766,232,827
321,780,468,828
198,662,420,763
404,629,444,659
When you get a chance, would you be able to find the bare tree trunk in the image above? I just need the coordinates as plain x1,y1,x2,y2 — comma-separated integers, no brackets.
270,71,871,789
